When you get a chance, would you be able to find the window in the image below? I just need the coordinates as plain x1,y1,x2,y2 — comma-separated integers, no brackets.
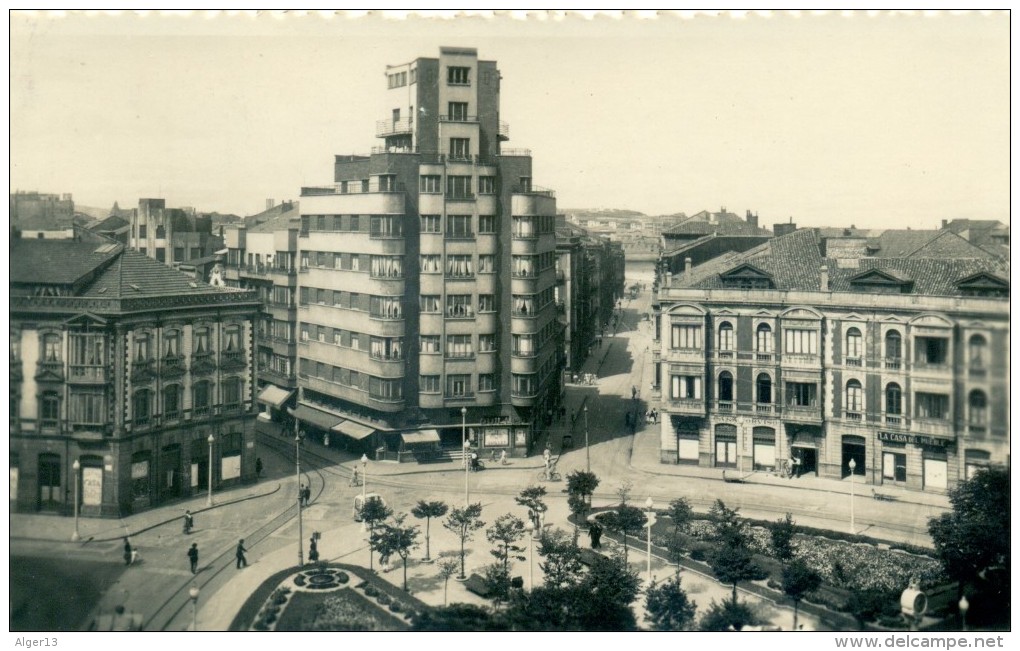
885,383,902,416
447,215,473,238
885,330,902,368
194,328,210,354
446,335,473,358
446,295,473,318
479,215,497,233
317,328,326,343
784,329,817,355
845,327,863,363
163,385,182,420
756,373,772,404
10,331,20,362
333,330,343,346
478,294,495,312
448,101,469,121
40,392,60,426
512,374,536,397
163,330,181,358
512,216,536,238
446,255,474,277
447,176,472,199
224,326,241,352
449,138,471,160
478,177,496,195
420,215,441,232
420,375,440,393
671,324,701,350
420,295,440,313
316,215,326,231
718,372,734,402
70,333,104,366
479,374,495,392
222,377,242,408
512,334,535,356
670,375,701,400
479,334,496,352
420,175,441,193
447,374,472,397
968,390,987,428
138,224,147,239
787,383,817,407
420,336,441,354
68,391,104,428
174,247,185,262
388,71,407,88
513,295,534,316
370,337,403,361
300,324,310,341
915,336,948,365
968,334,988,370
370,296,402,319
447,66,470,85
420,255,441,273
755,324,773,353
134,334,151,361
350,255,361,272
718,322,734,352
370,215,403,238
915,392,949,420
478,255,495,273
846,380,863,414
193,381,211,415
351,215,360,231
513,256,534,277
370,256,403,278
133,389,151,424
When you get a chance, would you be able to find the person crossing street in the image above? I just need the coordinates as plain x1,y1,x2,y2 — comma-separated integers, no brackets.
235,539,248,569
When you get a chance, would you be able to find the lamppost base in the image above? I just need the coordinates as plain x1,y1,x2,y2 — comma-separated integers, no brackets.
71,531,80,542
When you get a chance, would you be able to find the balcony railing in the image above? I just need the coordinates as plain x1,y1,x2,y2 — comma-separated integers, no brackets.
512,184,555,198
845,357,863,367
193,404,211,418
717,351,735,360
130,359,155,382
221,350,246,370
160,355,186,378
438,114,479,123
885,358,902,370
844,411,863,421
755,353,774,363
498,120,510,140
968,367,987,378
68,365,106,383
755,404,774,414
375,118,413,137
501,148,531,157
884,414,902,425
715,400,734,412
301,180,405,196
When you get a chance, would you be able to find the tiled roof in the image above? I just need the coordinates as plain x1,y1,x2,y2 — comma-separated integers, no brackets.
942,219,1005,234
248,207,300,233
863,229,994,259
10,239,122,285
663,219,771,237
672,228,1009,297
83,250,248,298
90,215,130,232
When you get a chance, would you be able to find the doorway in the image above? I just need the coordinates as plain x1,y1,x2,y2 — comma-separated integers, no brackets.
841,439,866,478
793,447,817,477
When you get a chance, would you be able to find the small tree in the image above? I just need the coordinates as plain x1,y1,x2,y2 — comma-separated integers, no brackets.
515,485,548,530
664,533,687,578
411,499,449,561
708,499,746,548
436,558,460,606
538,527,585,590
781,558,822,631
698,599,760,632
567,494,590,528
360,497,393,572
616,480,633,505
601,504,646,563
483,563,513,607
371,513,421,591
486,514,526,602
443,502,485,579
709,543,763,605
645,575,697,631
770,512,797,564
666,497,693,536
566,469,600,511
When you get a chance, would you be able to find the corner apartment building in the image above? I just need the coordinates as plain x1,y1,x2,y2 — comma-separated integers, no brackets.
10,233,261,516
11,191,76,239
294,47,561,460
652,227,1008,494
129,198,222,267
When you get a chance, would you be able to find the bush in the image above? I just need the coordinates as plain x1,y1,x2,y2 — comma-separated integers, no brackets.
364,586,379,598
253,620,270,631
690,548,707,562
337,572,349,584
294,575,306,587
376,593,392,606
389,602,403,613
263,613,277,625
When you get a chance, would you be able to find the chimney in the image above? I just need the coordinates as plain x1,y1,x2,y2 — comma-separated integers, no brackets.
266,198,275,210
684,257,693,272
746,210,758,229
820,265,829,292
941,219,948,229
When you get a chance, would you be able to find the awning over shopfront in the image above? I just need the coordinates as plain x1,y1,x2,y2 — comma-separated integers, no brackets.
401,429,441,445
293,404,343,431
257,385,294,409
333,420,375,441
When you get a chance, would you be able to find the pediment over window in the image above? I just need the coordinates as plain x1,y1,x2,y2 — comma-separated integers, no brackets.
665,303,707,316
848,269,914,293
909,313,953,329
780,307,823,320
62,312,108,328
956,272,1009,297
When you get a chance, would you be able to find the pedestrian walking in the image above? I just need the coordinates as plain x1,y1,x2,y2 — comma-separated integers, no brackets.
309,537,319,563
183,509,194,534
500,449,508,466
236,539,248,569
123,537,133,566
589,521,603,549
349,467,360,487
187,543,199,574
255,457,263,479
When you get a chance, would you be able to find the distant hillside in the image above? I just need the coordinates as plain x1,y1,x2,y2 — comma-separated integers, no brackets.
562,208,648,220
74,204,112,220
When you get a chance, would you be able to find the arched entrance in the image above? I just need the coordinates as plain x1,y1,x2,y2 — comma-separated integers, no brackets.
841,434,866,478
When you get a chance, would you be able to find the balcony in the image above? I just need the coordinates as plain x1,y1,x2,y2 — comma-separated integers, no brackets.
913,417,953,439
238,264,271,279
716,351,735,361
785,404,822,423
193,404,212,418
844,357,863,368
498,120,510,141
755,404,775,415
439,114,480,123
68,365,107,384
968,367,987,379
130,359,156,383
221,350,246,371
512,183,555,198
884,358,903,371
301,179,406,196
501,148,531,158
191,352,217,376
375,118,413,138
159,356,186,379
884,414,905,427
755,353,774,363
35,360,64,382
713,400,734,413
666,398,704,415
844,410,863,422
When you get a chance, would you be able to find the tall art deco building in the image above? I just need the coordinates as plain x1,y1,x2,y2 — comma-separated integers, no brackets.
292,47,562,459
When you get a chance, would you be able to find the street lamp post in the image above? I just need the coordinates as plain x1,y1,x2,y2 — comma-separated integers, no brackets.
959,595,969,632
524,521,535,591
206,433,215,507
188,585,199,631
360,453,368,532
461,407,469,507
583,404,590,473
71,459,81,542
848,458,857,534
645,496,655,584
296,427,304,567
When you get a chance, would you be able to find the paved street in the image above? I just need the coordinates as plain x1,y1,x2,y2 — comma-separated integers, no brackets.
10,271,950,632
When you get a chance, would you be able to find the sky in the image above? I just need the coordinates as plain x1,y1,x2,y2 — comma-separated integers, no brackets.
9,10,1011,230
